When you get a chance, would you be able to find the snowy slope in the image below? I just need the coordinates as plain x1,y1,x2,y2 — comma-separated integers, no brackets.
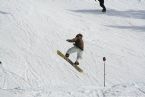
0,0,145,97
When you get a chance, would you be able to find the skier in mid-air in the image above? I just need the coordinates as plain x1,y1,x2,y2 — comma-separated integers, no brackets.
95,0,106,12
65,33,84,65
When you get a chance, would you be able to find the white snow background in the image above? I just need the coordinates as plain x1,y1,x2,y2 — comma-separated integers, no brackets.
0,0,145,97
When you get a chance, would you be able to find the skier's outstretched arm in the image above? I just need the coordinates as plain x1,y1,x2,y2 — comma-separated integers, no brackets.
66,38,77,42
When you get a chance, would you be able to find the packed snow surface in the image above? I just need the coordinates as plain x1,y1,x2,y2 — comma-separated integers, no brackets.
0,0,145,97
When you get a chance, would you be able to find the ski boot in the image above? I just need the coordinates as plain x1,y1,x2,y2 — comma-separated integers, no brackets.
74,61,79,65
65,53,69,60
102,8,106,12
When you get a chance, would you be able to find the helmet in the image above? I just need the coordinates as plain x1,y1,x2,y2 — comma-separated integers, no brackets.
76,33,83,37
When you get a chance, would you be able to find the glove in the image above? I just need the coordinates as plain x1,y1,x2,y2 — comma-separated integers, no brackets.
66,39,71,42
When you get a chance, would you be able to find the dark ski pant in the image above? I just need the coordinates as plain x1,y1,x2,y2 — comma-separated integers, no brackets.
98,0,106,10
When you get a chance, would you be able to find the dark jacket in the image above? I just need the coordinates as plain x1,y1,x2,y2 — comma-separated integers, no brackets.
67,36,84,51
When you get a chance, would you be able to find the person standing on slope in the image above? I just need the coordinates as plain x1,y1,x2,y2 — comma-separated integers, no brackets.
65,33,84,65
95,0,106,12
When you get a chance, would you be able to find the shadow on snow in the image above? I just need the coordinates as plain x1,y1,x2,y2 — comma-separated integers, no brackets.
0,11,10,15
69,9,145,20
69,9,145,32
106,25,145,32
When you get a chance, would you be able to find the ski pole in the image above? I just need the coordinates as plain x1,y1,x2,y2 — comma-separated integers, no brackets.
103,57,106,87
